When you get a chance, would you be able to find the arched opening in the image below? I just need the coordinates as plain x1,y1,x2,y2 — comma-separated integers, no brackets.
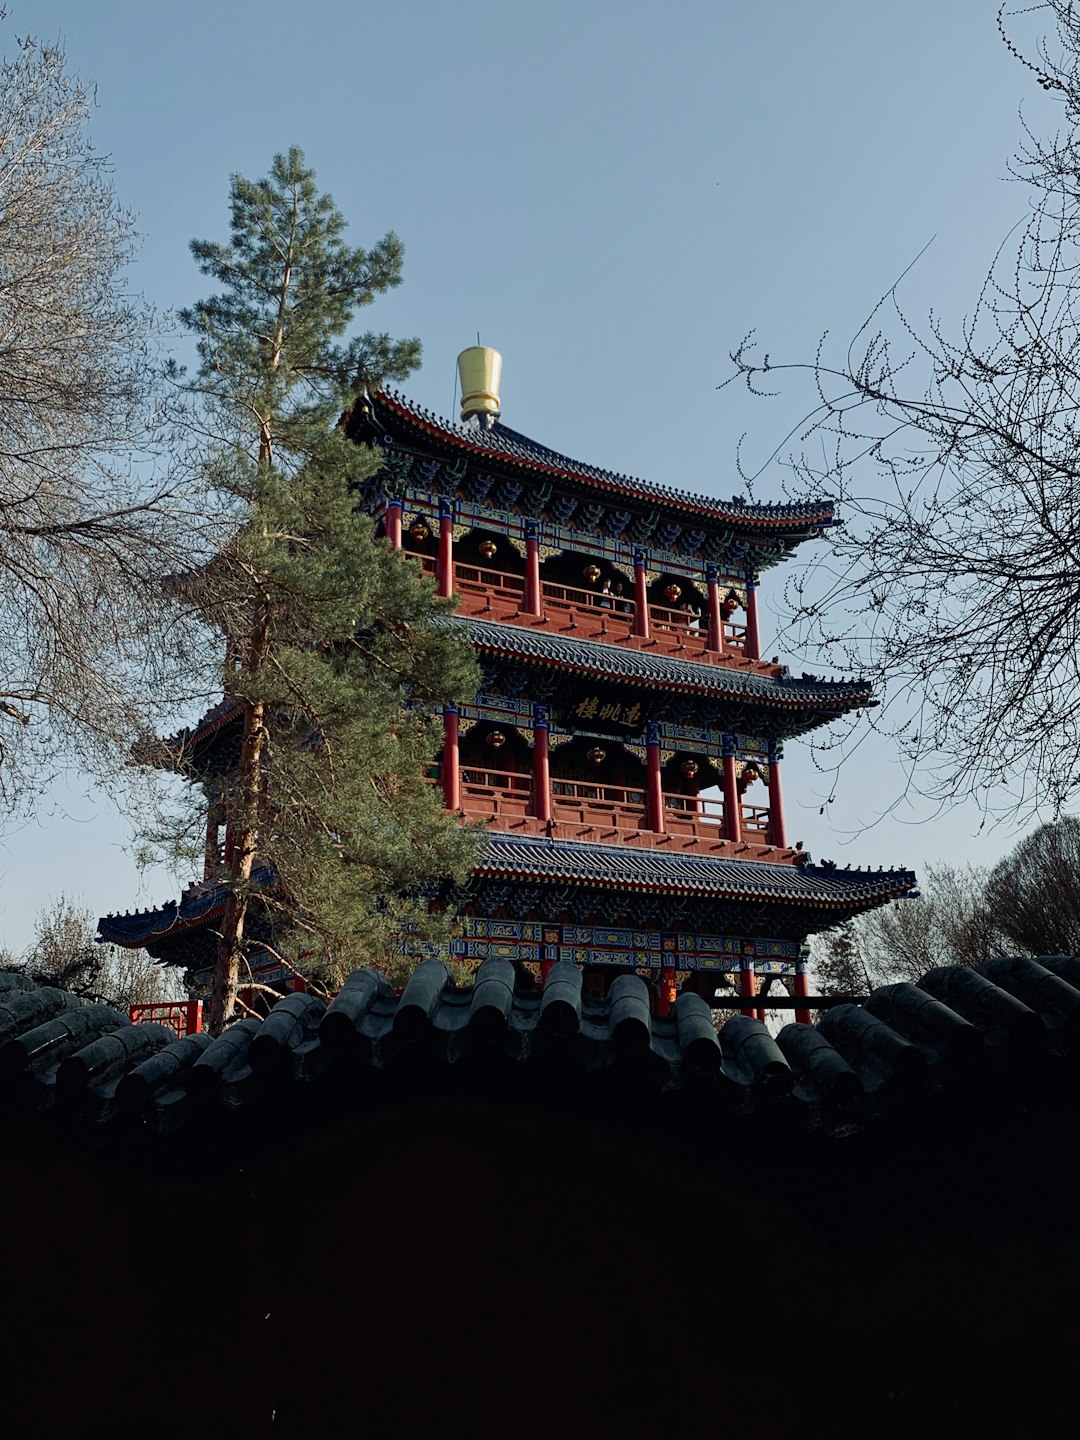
456,720,533,825
539,551,635,639
550,737,647,833
453,528,525,618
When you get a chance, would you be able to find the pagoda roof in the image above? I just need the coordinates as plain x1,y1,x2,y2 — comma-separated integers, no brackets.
98,865,276,948
477,831,915,911
99,838,910,954
157,619,873,774
359,389,835,535
442,615,873,717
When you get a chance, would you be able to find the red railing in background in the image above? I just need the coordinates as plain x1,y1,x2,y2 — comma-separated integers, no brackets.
403,548,437,577
459,765,533,822
130,999,203,1038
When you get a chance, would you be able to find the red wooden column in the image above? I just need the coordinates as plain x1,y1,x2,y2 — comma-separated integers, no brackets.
203,792,225,880
740,953,757,1017
385,498,403,551
767,743,787,848
524,521,542,617
794,952,811,1026
658,967,677,1016
437,498,454,599
532,704,551,822
442,704,461,811
223,783,236,867
744,573,761,660
721,735,742,844
633,548,651,640
706,563,725,654
646,720,665,833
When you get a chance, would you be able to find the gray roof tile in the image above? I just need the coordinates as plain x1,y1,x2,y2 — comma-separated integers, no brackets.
4,953,1079,1142
477,830,916,903
442,614,873,709
372,389,836,531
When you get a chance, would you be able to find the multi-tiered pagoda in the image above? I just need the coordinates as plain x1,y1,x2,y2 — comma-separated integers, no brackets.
99,348,915,1015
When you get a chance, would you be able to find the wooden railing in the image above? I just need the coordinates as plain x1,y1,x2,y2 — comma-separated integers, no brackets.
459,765,533,822
663,791,725,825
648,600,711,660
723,621,748,653
551,776,647,830
542,577,637,640
742,803,771,839
663,791,772,844
455,561,525,612
402,548,758,665
130,1000,203,1038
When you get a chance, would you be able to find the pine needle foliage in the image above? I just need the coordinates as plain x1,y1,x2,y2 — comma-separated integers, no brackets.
177,149,479,1031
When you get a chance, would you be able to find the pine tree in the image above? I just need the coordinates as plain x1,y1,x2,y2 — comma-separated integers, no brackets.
814,919,875,997
178,149,479,1033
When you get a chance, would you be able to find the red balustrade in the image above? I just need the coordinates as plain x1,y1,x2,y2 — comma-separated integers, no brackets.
455,561,525,620
741,803,771,840
551,777,648,832
541,578,637,642
723,620,748,654
402,541,774,672
130,999,203,1038
458,765,533,823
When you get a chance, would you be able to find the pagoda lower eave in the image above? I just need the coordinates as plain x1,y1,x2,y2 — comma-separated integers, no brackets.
453,831,915,934
98,838,914,979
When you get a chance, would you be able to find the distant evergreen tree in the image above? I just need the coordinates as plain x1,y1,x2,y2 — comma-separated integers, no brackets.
177,149,479,1032
814,918,876,996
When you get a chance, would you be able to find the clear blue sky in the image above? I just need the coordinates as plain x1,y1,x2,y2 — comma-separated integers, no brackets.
0,0,1063,953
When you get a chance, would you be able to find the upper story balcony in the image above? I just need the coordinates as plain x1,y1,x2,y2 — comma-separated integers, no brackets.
441,763,790,859
402,538,783,676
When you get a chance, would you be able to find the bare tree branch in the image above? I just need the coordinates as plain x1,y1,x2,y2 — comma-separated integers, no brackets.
723,3,1080,826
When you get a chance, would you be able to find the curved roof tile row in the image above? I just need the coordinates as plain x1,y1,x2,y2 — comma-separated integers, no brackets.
443,614,873,710
369,390,836,530
98,864,276,946
479,831,916,903
2,953,1079,1140
98,841,910,950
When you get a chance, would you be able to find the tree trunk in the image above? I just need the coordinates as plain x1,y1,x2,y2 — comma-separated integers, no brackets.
209,604,271,1035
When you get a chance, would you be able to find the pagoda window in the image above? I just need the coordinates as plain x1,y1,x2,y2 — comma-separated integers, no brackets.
455,722,533,826
539,551,634,641
453,529,525,621
401,512,438,578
